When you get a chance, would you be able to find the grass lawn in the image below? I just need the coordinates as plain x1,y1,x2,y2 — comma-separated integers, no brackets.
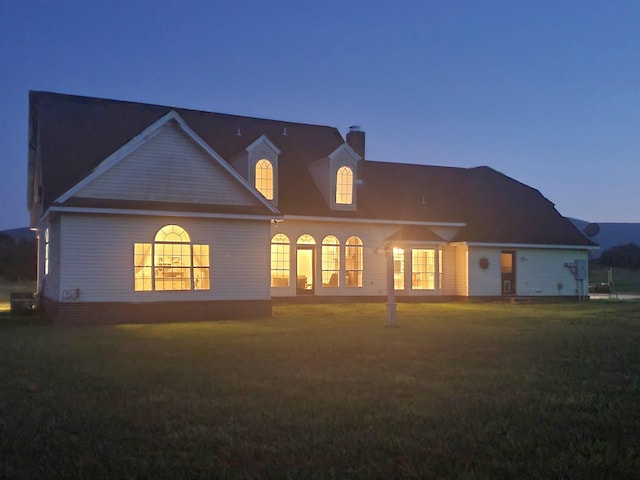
1,302,640,479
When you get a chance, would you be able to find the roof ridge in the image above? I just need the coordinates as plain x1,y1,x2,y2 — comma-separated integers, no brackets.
30,90,341,132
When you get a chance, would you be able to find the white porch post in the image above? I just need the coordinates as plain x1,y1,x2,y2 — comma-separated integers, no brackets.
385,243,397,326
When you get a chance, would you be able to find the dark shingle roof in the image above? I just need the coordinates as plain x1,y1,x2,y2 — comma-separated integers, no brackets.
29,91,594,247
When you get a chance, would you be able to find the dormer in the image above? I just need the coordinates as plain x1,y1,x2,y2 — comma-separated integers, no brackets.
231,134,281,205
309,140,361,211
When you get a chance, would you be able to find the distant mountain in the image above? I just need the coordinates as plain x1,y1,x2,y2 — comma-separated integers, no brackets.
570,218,640,256
0,227,36,241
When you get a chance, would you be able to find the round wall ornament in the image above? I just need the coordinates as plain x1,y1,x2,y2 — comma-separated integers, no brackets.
479,256,490,270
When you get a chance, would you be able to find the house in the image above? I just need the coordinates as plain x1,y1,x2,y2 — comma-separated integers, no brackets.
27,92,596,324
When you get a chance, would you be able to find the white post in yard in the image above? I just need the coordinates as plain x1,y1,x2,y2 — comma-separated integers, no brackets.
385,243,397,326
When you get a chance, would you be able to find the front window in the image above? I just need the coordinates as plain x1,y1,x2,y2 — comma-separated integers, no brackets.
412,249,435,290
345,236,363,287
134,224,210,291
336,166,353,204
321,235,340,287
255,159,274,200
271,233,290,287
393,248,405,290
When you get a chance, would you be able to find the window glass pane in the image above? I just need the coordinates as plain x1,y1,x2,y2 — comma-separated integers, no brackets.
134,243,152,291
271,234,290,287
411,249,435,290
393,248,404,290
336,166,353,204
345,236,363,287
154,224,190,243
322,235,340,287
255,159,274,200
297,234,316,245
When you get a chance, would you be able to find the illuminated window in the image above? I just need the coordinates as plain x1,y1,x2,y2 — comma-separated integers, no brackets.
44,228,50,276
321,235,340,287
412,249,435,290
438,249,443,290
134,224,210,292
393,248,405,290
297,234,316,245
271,234,290,287
345,236,363,287
336,166,353,204
255,159,274,200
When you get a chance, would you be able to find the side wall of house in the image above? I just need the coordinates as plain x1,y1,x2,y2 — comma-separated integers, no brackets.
52,213,270,304
467,246,589,297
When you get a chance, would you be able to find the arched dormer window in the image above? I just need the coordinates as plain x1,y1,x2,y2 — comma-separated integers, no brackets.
134,224,210,291
255,159,274,200
336,166,353,205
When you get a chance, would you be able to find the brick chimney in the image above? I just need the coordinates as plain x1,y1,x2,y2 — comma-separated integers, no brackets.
346,125,365,160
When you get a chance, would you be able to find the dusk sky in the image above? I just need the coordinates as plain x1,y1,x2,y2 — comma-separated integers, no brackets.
1,0,638,231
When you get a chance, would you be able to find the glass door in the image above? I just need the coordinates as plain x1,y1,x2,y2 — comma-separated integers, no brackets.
296,247,315,294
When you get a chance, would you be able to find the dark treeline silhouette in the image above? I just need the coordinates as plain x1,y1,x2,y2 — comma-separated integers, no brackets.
598,243,640,271
0,233,37,281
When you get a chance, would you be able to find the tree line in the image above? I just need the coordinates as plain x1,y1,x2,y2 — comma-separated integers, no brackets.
598,243,640,271
0,233,37,281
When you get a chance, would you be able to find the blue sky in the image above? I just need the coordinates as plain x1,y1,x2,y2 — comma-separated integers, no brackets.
1,0,638,231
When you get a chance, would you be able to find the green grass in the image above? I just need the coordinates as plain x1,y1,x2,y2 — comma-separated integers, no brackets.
2,302,640,479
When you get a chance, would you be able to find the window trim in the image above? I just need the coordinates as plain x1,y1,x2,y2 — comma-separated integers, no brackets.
134,224,210,292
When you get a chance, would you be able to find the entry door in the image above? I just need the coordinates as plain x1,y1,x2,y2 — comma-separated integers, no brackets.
501,251,516,295
296,247,315,294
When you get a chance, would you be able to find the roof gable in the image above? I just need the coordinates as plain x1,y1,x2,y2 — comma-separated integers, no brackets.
57,111,279,214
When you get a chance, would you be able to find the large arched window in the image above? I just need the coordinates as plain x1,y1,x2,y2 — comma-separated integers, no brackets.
336,166,353,204
345,236,363,287
271,233,290,287
255,159,274,200
134,224,210,291
321,235,340,287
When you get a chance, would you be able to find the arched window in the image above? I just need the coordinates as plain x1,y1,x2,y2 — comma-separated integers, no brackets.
255,159,274,200
322,235,340,287
271,233,290,287
134,224,210,292
297,234,316,245
345,236,363,287
336,166,353,205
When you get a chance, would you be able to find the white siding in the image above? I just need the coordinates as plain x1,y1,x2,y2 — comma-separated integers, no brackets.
455,245,469,296
467,246,590,297
75,123,259,206
467,247,502,296
58,214,270,303
514,248,589,296
440,244,457,295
